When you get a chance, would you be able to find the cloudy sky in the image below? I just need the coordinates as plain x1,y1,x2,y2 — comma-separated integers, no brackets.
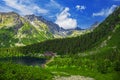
0,0,120,29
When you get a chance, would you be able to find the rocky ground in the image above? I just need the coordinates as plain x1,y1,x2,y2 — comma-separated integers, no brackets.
54,75,95,80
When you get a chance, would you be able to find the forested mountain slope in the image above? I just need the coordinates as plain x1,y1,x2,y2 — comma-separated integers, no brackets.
18,7,120,55
0,6,120,80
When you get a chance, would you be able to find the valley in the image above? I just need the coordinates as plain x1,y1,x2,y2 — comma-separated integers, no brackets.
0,4,120,80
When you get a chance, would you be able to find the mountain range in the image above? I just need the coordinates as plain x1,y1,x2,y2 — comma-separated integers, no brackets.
0,12,84,48
17,6,120,55
0,5,120,80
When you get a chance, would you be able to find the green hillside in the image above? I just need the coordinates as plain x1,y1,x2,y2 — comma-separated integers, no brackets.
0,7,120,80
16,7,120,55
0,12,53,48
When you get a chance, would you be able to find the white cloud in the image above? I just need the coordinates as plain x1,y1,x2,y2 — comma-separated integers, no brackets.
55,7,77,29
93,5,117,17
47,0,62,9
76,5,86,11
2,0,48,15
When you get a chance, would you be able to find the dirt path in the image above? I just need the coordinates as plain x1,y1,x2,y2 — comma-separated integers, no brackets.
43,56,54,68
46,56,54,64
54,75,94,80
43,57,95,80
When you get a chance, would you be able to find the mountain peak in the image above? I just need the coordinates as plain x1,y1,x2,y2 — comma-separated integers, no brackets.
0,11,19,16
24,14,62,34
24,14,37,21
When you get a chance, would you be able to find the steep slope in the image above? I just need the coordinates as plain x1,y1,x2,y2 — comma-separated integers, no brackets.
0,12,85,48
0,7,120,80
24,15,64,34
18,7,120,55
24,15,84,38
0,12,53,48
89,21,99,30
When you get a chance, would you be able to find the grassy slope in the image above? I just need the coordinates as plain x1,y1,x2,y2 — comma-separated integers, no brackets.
0,13,53,48
0,62,53,80
46,24,120,80
0,7,120,80
14,7,120,56
1,20,118,80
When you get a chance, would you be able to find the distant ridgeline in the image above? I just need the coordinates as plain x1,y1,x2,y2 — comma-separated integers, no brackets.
0,7,120,55
0,12,85,48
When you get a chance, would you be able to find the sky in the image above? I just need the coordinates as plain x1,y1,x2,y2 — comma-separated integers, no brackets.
0,0,120,29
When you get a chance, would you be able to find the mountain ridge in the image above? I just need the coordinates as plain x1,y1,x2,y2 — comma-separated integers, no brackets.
16,6,120,55
0,6,120,80
0,11,85,48
0,12,53,47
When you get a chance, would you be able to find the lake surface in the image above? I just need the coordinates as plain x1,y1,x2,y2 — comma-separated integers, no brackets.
0,56,46,66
